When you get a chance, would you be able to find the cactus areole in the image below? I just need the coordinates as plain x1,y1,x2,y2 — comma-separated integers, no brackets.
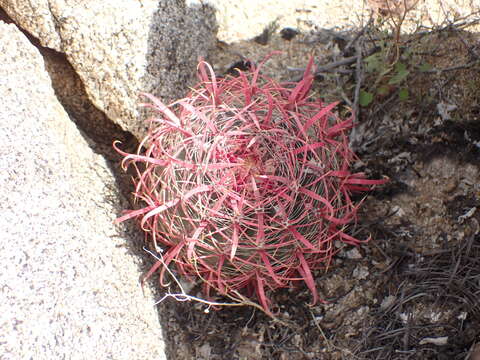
114,55,386,314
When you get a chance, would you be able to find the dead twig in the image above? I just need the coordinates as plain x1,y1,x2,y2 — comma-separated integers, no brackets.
343,15,375,56
310,310,333,352
288,46,379,82
349,38,366,150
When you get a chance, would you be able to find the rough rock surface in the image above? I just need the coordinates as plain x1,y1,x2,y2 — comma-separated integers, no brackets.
208,0,479,43
0,21,165,359
0,0,217,139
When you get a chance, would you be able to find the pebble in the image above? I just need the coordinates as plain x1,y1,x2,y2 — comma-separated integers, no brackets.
380,295,396,310
419,336,448,346
345,247,362,259
353,265,369,280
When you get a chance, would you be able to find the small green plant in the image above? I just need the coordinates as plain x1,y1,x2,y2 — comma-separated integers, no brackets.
360,45,434,107
359,0,433,107
360,52,412,106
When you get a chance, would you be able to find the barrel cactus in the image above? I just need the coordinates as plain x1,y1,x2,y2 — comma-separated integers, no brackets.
115,55,385,314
